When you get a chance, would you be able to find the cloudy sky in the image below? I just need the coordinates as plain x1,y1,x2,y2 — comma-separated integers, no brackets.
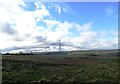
0,0,118,53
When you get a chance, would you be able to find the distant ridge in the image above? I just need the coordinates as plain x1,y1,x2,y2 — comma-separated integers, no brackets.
2,49,119,57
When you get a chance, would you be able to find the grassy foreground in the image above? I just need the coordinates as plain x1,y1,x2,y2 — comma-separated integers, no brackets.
2,50,120,84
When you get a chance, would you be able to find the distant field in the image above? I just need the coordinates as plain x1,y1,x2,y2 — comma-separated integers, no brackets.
2,50,120,84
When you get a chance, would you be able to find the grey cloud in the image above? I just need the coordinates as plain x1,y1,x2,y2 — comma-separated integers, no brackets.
2,44,50,53
13,37,24,41
1,22,17,35
13,33,32,41
34,36,46,43
48,42,72,46
2,40,86,53
48,41,85,49
13,35,46,42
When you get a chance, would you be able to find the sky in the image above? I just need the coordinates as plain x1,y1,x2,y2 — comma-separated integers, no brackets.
0,0,119,53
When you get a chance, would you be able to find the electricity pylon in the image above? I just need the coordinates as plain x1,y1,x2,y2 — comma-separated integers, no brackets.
59,40,61,51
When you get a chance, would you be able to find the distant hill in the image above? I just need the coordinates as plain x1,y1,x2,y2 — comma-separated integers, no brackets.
2,49,119,57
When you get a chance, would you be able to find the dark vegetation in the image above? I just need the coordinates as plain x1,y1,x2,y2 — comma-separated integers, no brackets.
2,49,120,84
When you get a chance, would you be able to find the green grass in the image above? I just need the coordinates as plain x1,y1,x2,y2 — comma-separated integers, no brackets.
2,50,120,84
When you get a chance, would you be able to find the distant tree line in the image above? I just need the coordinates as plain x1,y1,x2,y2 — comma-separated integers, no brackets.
2,49,119,57
3,52,34,55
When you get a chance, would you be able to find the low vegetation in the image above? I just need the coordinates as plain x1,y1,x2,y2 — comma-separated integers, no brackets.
2,50,120,84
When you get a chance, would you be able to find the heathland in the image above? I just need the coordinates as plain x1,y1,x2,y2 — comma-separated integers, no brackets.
2,49,119,84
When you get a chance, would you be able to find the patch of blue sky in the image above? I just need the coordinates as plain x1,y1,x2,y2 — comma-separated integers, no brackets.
24,2,36,11
65,2,118,27
44,3,72,22
23,2,118,36
36,20,47,28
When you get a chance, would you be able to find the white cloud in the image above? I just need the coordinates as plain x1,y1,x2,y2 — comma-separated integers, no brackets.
110,30,118,37
43,19,60,29
76,22,93,32
42,20,98,50
71,31,97,48
98,31,108,37
58,6,62,14
0,0,25,23
0,1,118,53
0,0,50,49
47,3,70,15
98,38,118,49
53,4,63,14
